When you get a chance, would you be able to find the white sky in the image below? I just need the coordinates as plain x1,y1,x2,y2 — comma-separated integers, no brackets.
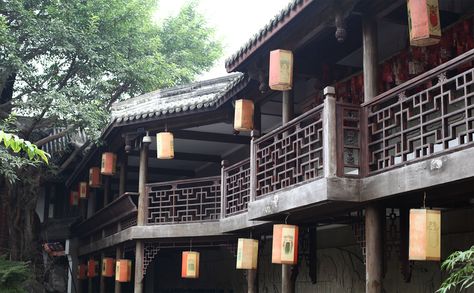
153,0,292,80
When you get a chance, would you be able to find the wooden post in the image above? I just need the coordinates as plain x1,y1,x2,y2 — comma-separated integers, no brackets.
363,9,383,293
100,253,106,293
104,176,111,207
282,90,294,123
323,87,337,177
247,269,257,293
249,130,259,202
119,154,128,197
282,264,292,293
220,160,228,219
115,246,123,293
134,138,149,293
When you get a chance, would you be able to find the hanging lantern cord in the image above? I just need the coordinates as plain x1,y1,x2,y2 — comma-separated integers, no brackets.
423,191,427,209
190,238,192,252
284,213,290,224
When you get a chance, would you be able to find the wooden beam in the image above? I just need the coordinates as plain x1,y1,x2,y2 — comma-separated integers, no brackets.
125,166,195,177
172,130,250,144
129,151,221,163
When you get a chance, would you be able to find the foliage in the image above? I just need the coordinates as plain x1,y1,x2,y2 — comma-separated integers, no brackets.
0,256,31,293
0,0,222,142
0,131,49,163
438,246,474,293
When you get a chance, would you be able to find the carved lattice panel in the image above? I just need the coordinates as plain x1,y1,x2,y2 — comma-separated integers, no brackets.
224,159,251,217
147,177,221,224
255,106,324,198
367,66,474,173
120,216,137,230
337,103,361,176
143,243,160,276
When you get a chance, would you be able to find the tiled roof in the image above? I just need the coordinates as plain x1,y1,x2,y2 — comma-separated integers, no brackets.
111,73,247,124
225,0,312,72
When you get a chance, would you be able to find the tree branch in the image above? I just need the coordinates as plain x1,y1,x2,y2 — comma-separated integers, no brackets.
107,82,130,109
34,125,75,147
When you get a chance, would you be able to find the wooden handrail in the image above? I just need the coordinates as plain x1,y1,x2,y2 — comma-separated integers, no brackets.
363,48,474,107
223,158,250,173
146,176,220,188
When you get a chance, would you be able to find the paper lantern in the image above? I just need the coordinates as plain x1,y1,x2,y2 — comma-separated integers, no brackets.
87,259,98,278
70,191,79,206
236,238,258,269
101,152,117,176
234,99,254,132
407,0,441,46
269,49,293,91
79,182,89,199
102,258,115,277
77,264,87,280
409,209,441,261
156,132,174,159
272,224,299,264
115,259,132,282
89,167,102,188
181,251,200,278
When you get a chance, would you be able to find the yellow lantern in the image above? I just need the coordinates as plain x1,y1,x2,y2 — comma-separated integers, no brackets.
272,224,299,265
269,49,293,91
234,99,254,132
407,0,441,46
101,152,117,176
77,264,87,280
102,258,115,277
79,182,88,199
70,191,79,206
236,238,258,269
409,209,441,261
115,259,132,282
87,259,98,278
181,251,200,278
156,132,174,159
89,167,102,188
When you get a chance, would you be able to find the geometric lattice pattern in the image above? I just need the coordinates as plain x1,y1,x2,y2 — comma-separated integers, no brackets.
224,158,250,217
255,106,324,197
367,65,474,173
120,216,137,231
143,243,161,276
147,177,221,224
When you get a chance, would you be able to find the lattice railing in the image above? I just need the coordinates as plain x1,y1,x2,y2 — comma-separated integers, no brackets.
365,49,474,174
223,158,251,217
336,103,362,177
254,105,324,198
147,177,221,224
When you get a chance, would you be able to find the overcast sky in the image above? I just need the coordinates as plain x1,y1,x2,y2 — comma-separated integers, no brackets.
153,0,292,80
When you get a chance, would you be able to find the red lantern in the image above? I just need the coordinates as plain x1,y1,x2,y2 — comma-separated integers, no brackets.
70,191,79,206
79,182,88,199
115,259,132,282
181,251,200,278
407,0,441,46
101,152,117,176
89,167,102,188
87,259,98,278
272,224,299,265
269,49,293,91
102,258,115,277
77,264,87,280
234,99,254,132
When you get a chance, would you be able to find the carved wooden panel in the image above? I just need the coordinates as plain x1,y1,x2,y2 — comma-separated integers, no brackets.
224,159,251,217
147,177,221,224
254,106,324,198
367,66,474,173
337,103,361,176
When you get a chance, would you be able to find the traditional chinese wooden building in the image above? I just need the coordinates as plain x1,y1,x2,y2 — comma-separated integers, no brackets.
45,0,474,292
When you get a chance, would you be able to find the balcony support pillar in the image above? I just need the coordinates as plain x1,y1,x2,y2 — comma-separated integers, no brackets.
134,138,149,293
247,269,257,293
323,87,337,177
220,160,229,219
282,90,294,124
104,176,111,207
114,246,123,293
119,154,128,197
363,9,384,293
99,252,106,293
250,130,259,202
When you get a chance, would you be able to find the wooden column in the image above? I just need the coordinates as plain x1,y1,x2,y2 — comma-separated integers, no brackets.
115,246,123,293
220,160,228,219
282,90,294,123
247,269,257,293
134,138,149,293
119,154,128,197
100,253,106,293
282,89,296,293
363,9,383,293
104,176,111,207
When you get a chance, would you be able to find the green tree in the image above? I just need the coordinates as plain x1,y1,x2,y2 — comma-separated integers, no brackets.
438,246,474,293
0,0,222,288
